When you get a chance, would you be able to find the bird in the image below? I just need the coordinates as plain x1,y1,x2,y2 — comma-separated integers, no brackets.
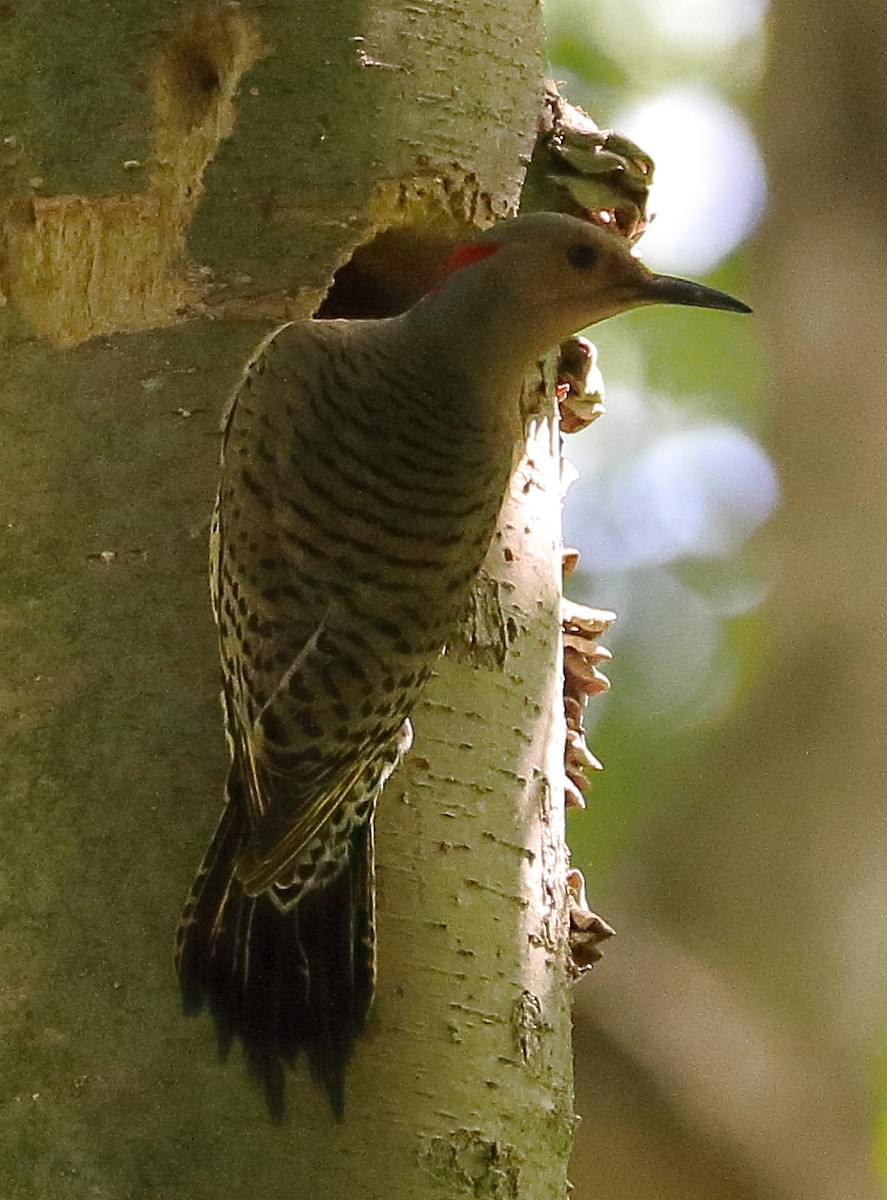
174,211,750,1120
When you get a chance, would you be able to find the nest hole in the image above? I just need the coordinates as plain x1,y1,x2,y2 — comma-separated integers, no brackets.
316,226,467,320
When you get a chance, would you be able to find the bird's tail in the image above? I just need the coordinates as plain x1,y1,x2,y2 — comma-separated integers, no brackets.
174,766,376,1121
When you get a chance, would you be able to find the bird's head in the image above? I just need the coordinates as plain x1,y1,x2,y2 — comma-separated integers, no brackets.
416,212,750,383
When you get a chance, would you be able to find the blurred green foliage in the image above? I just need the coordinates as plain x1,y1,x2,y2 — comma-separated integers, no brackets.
544,0,770,883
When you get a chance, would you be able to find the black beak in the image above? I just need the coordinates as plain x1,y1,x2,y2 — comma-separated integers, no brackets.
644,274,752,314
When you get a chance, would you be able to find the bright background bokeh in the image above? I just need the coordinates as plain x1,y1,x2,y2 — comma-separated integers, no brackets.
546,0,772,867
543,2,887,1197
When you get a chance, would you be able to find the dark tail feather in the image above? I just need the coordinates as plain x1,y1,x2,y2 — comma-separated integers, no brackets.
175,772,376,1121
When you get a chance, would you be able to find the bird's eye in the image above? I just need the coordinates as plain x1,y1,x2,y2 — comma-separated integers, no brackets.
566,243,598,270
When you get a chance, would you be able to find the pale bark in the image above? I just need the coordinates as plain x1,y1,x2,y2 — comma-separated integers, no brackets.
0,3,573,1198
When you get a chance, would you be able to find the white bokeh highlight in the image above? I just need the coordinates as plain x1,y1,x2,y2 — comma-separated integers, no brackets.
635,0,767,52
565,387,778,575
618,87,767,274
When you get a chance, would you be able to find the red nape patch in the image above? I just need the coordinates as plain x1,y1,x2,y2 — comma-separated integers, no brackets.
440,240,500,279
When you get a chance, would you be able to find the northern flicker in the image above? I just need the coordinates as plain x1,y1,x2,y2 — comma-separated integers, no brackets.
175,211,750,1119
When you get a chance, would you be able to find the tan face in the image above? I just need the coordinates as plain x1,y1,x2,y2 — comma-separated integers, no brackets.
475,214,749,337
417,212,749,394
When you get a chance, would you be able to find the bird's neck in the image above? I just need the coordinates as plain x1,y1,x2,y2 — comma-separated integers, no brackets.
397,275,551,415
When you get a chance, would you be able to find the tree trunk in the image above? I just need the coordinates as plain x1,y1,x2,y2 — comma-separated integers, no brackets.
0,3,574,1197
